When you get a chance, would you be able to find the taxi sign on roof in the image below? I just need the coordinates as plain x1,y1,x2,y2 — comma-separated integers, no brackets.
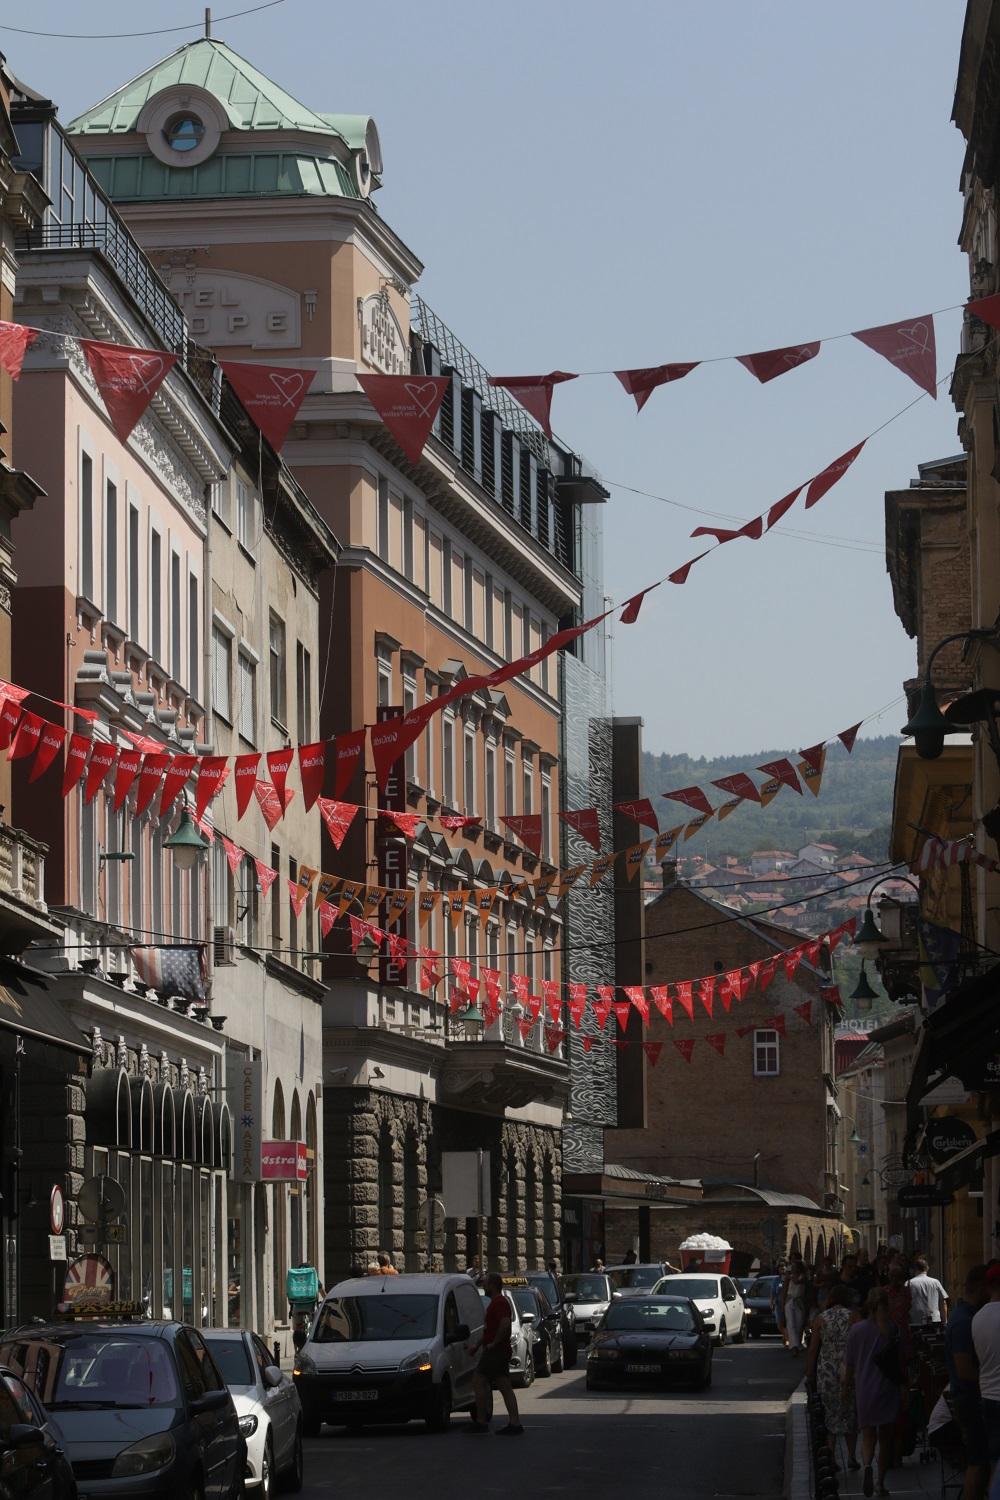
501,1276,529,1286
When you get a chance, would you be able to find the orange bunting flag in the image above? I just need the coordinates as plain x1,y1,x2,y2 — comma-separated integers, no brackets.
336,880,363,918
684,812,713,840
477,888,499,928
296,867,318,895
447,893,467,929
797,750,826,796
418,890,441,929
556,865,586,897
623,840,651,880
758,778,783,808
362,886,384,920
590,851,617,886
653,827,683,858
316,873,341,903
715,799,743,821
387,889,412,926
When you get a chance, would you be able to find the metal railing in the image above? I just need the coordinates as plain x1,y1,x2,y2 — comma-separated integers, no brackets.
411,295,549,462
17,222,188,362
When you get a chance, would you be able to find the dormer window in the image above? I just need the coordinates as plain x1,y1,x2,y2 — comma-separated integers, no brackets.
163,113,205,153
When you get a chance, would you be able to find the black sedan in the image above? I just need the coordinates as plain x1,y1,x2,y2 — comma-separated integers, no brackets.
743,1275,781,1339
0,1322,243,1500
0,1363,76,1500
586,1296,712,1392
523,1272,578,1368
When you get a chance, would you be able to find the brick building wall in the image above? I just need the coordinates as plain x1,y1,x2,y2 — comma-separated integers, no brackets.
607,875,834,1204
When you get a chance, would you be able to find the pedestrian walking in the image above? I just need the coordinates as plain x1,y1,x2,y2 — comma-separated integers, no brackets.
805,1284,860,1472
591,1257,606,1272
972,1265,1000,1475
843,1288,904,1498
944,1263,989,1500
772,1264,788,1347
783,1259,811,1354
838,1254,865,1311
623,1248,637,1265
907,1256,948,1327
466,1272,523,1436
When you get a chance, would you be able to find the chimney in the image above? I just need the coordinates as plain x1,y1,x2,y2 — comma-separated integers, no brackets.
661,858,677,890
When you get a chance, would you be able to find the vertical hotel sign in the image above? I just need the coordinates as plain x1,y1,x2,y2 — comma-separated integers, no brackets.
376,704,408,987
226,1053,263,1181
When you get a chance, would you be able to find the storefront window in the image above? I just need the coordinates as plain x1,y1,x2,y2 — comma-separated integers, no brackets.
140,1159,153,1312
181,1167,194,1323
162,1164,174,1317
200,1175,211,1326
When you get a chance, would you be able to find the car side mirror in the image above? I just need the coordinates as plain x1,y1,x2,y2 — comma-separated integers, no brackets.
521,1312,536,1324
190,1389,231,1414
8,1425,43,1449
263,1365,284,1388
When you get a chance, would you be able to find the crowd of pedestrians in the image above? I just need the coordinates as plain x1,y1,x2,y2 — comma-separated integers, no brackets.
798,1247,952,1497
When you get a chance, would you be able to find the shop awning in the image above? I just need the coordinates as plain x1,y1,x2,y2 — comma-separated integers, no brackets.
0,962,87,1056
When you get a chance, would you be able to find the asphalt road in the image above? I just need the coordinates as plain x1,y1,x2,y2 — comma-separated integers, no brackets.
298,1338,802,1499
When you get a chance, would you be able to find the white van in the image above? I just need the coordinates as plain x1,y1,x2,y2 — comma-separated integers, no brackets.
293,1273,485,1432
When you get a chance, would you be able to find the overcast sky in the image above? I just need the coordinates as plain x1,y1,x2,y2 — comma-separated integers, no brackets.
4,1,969,757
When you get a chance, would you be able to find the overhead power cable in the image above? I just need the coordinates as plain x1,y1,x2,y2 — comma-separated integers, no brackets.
0,0,286,40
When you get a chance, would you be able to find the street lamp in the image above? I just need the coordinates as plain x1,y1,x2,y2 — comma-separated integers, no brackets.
853,875,921,959
163,805,209,871
901,628,994,758
849,964,878,1012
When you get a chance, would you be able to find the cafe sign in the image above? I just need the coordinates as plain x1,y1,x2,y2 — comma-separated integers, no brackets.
926,1116,977,1162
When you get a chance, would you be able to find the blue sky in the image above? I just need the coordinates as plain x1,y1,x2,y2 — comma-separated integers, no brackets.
4,0,969,756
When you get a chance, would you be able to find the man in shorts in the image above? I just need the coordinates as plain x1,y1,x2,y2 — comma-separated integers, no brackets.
946,1264,989,1500
467,1273,523,1435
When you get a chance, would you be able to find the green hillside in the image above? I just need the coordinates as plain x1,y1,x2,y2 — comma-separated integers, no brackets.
640,735,899,862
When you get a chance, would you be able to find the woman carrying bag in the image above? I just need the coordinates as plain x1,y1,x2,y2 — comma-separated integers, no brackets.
843,1288,904,1497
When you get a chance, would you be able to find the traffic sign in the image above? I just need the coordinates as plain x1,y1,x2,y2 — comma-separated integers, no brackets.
48,1235,67,1262
49,1185,64,1236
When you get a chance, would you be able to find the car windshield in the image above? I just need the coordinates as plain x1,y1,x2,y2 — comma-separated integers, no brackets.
748,1278,778,1297
0,1335,179,1409
312,1296,439,1343
508,1289,537,1319
604,1303,696,1333
563,1275,610,1302
608,1266,661,1291
526,1274,559,1304
665,1279,719,1299
201,1337,253,1386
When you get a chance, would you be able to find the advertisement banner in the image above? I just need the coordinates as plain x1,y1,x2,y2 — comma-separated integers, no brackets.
260,1139,308,1182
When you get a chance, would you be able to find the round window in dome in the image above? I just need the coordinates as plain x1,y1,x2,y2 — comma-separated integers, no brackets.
163,113,205,153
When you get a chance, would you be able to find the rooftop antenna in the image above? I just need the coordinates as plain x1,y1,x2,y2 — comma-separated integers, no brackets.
205,8,212,38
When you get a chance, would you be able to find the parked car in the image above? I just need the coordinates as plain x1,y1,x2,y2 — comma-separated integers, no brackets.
586,1296,712,1392
606,1263,673,1299
502,1281,563,1377
0,1321,243,1500
742,1275,781,1339
478,1289,537,1389
293,1273,484,1433
201,1329,302,1498
0,1363,76,1500
651,1273,747,1345
561,1273,613,1341
523,1272,578,1367
734,1277,756,1298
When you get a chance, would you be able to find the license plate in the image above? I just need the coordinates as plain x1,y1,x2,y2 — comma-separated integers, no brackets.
332,1390,379,1401
625,1363,660,1374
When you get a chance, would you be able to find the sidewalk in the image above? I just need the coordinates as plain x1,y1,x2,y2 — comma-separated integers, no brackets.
786,1383,954,1498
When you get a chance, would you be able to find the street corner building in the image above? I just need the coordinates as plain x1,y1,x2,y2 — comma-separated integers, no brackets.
51,33,617,1284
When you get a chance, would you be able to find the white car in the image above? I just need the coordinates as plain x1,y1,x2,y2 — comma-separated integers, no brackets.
652,1274,747,1345
561,1272,613,1340
202,1328,303,1499
479,1287,537,1387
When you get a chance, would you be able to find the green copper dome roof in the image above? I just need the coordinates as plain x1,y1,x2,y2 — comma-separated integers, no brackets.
67,37,346,140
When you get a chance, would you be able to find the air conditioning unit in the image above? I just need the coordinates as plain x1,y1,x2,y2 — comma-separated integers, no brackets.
213,925,236,966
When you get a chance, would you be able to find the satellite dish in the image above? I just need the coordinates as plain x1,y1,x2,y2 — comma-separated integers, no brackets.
78,1175,127,1223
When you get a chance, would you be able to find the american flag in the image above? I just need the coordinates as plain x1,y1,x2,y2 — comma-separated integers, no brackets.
130,945,208,1002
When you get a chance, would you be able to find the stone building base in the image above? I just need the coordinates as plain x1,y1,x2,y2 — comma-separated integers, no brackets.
323,1088,562,1280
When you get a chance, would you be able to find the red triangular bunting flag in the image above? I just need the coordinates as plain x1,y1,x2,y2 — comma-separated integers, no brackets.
838,722,862,753
220,360,315,451
84,741,118,804
287,879,309,919
852,316,936,398
439,814,482,833
219,834,244,876
624,986,650,1024
195,756,229,819
356,373,448,463
317,797,359,851
613,999,632,1032
29,721,66,783
710,772,760,804
332,729,366,800
61,733,90,796
757,757,803,794
0,697,22,751
266,747,294,804
804,441,866,510
619,584,659,624
799,742,826,772
592,992,613,1030
0,321,37,379
794,1001,813,1025
765,1014,787,1037
673,1038,695,1063
253,859,278,899
8,710,43,762
112,747,143,811
501,813,542,856
255,779,294,831
706,1033,727,1056
614,362,698,412
81,339,176,443
674,981,694,1021
737,342,820,383
317,900,337,936
233,752,261,819
642,1040,664,1067
614,798,659,833
766,486,804,530
487,372,577,439
545,1025,566,1055
649,985,672,1023
134,753,169,816
667,552,709,585
382,810,421,838
968,293,1000,330
662,785,714,817
581,1034,595,1053
371,709,428,789
297,741,326,811
697,975,715,1018
568,984,588,1027
560,807,602,852
160,754,196,817
517,1016,536,1042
